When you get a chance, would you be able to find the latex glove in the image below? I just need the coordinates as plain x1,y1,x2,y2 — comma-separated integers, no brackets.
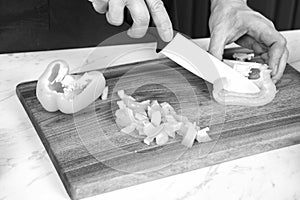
89,0,173,42
209,0,288,83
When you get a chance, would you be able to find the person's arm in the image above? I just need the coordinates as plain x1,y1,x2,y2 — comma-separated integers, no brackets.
88,0,173,42
209,0,288,83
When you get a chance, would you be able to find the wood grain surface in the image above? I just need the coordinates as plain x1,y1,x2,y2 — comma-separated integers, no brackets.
16,58,300,200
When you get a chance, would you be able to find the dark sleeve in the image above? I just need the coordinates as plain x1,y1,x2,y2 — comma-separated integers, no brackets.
49,0,130,48
0,0,129,53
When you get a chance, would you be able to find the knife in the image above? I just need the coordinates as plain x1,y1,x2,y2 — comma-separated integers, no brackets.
160,33,260,94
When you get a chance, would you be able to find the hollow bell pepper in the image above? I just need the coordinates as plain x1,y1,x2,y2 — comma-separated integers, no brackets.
36,60,106,114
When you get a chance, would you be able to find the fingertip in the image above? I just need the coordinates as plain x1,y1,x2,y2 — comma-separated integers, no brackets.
208,35,225,60
164,29,174,42
146,0,173,42
208,47,223,60
106,12,123,26
271,48,288,84
268,42,286,76
272,78,278,84
271,69,284,84
127,29,138,38
127,27,147,39
125,0,150,39
157,27,173,42
91,0,108,14
271,64,278,76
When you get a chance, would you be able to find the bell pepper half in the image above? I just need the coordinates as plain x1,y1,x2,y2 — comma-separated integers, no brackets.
36,60,106,114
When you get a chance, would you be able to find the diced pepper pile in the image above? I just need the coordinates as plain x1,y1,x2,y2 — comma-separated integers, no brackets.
115,90,212,148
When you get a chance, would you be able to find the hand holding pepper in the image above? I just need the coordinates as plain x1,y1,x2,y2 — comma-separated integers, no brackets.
208,0,289,83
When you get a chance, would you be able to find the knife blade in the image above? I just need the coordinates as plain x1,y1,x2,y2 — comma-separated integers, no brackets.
160,33,260,94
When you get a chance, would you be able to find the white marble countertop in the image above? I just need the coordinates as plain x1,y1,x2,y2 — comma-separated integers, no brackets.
1,30,300,200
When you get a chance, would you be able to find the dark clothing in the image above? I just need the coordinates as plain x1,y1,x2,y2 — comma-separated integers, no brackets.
0,0,129,53
0,0,298,53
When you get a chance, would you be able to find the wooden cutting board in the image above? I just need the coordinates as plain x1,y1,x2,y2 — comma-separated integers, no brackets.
16,58,300,200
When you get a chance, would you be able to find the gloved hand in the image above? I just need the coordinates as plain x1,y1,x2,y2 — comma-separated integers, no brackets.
89,0,173,42
209,0,288,83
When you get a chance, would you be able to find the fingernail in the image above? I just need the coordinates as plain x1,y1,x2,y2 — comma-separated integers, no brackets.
127,28,145,39
271,64,278,76
161,29,173,42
